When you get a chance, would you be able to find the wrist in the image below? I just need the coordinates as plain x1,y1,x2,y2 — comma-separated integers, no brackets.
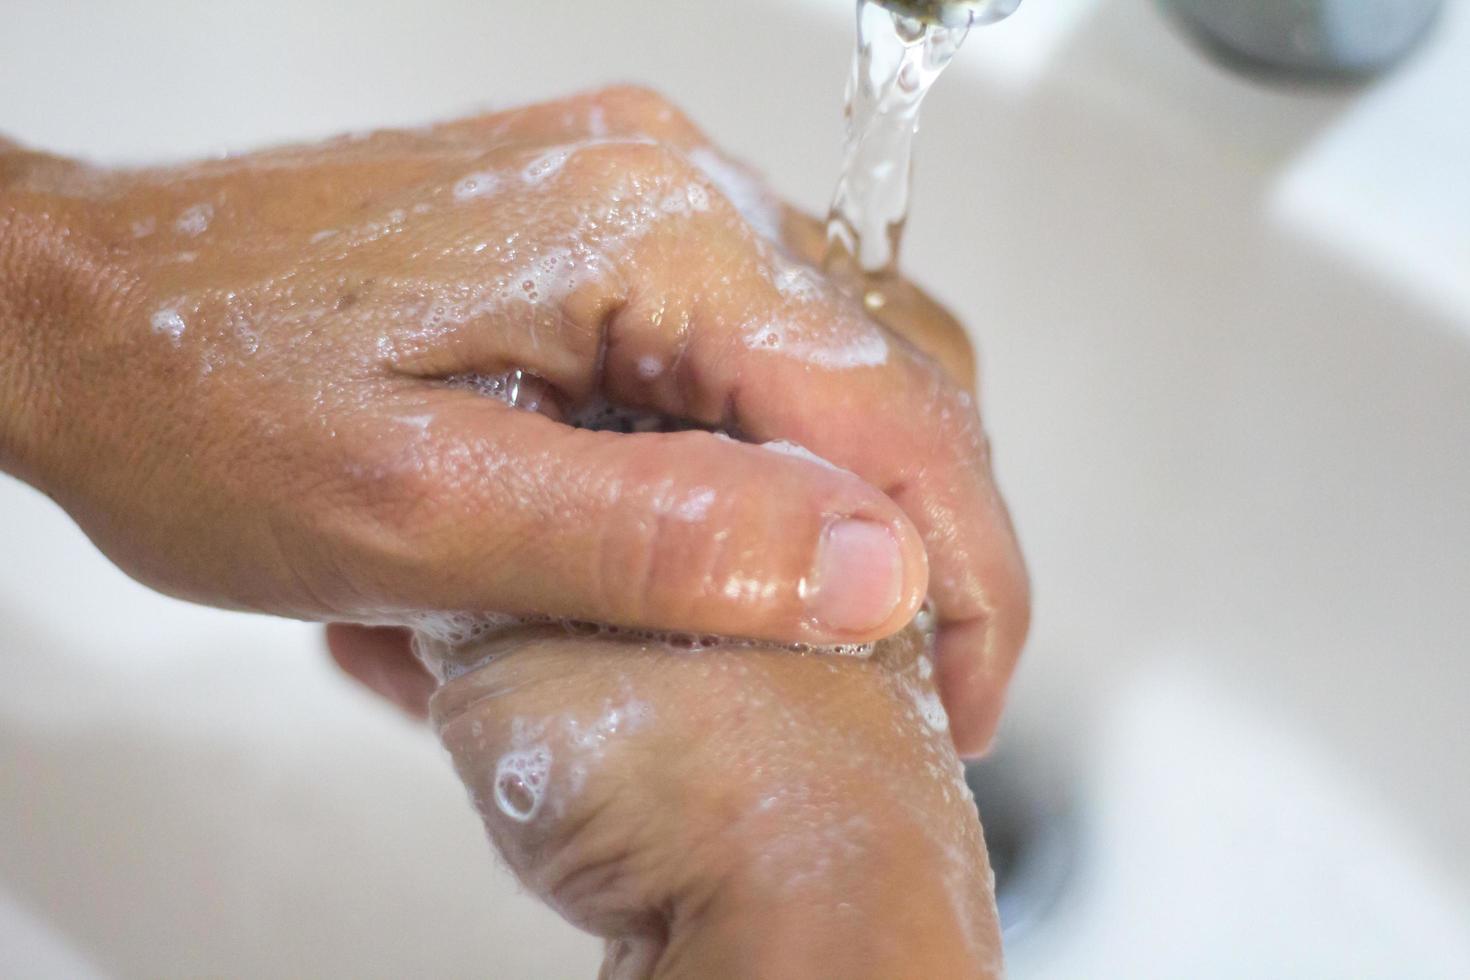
676,838,998,980
669,634,1003,977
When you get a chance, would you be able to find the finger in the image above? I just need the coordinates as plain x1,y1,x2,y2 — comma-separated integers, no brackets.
323,393,929,645
781,207,977,387
429,85,790,246
773,210,1027,756
430,85,718,159
649,113,1023,755
719,347,1028,758
601,200,1028,758
379,109,1025,751
325,623,434,720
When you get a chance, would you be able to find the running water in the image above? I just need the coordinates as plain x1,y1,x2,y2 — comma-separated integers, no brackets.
824,0,1019,305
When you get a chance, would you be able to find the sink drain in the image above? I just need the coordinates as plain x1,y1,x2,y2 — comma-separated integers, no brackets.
966,747,1074,939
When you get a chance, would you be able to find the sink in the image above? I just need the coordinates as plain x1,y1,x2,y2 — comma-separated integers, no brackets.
3,0,1468,975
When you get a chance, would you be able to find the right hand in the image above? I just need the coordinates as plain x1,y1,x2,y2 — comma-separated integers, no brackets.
424,624,1003,979
1,86,1026,752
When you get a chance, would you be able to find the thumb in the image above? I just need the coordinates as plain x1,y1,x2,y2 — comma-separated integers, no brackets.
333,394,928,645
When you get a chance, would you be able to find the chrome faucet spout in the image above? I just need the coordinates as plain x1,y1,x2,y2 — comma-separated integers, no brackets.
872,0,1022,28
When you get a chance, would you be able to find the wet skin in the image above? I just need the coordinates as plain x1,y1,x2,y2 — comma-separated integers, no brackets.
0,86,1027,755
317,106,1013,972
2,85,1023,976
363,621,1004,980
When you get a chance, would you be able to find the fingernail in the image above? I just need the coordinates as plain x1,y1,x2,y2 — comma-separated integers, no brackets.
805,519,904,633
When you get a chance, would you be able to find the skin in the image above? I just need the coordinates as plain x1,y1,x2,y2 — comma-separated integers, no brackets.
325,208,1008,976
381,622,1003,980
0,86,1027,754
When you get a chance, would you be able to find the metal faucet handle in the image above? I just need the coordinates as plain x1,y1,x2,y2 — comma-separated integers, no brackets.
1158,0,1444,83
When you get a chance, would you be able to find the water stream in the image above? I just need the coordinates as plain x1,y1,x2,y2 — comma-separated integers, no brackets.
824,0,1018,305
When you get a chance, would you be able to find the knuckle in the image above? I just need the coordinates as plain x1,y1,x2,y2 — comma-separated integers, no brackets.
638,508,699,620
638,460,805,628
433,650,679,934
539,803,650,930
575,138,688,184
590,84,683,129
601,440,724,626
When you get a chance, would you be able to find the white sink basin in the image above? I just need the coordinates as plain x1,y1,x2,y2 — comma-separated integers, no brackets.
3,0,1467,976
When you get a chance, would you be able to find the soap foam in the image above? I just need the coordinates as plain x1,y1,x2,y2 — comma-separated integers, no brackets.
759,440,847,472
453,170,502,201
686,145,784,242
742,321,889,369
521,148,572,185
493,744,553,822
174,203,213,237
405,610,521,647
150,308,187,345
912,688,950,733
410,612,876,669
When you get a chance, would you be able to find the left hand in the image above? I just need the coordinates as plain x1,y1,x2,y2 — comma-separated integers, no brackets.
419,622,1004,979
326,91,1028,754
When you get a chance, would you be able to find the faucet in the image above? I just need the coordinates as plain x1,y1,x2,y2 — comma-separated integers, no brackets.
872,0,1022,28
1158,0,1444,83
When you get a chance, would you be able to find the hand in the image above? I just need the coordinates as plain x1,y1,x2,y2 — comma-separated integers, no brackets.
0,86,1026,752
418,624,1003,979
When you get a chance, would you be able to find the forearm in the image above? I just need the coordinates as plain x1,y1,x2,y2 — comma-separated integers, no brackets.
664,834,995,979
